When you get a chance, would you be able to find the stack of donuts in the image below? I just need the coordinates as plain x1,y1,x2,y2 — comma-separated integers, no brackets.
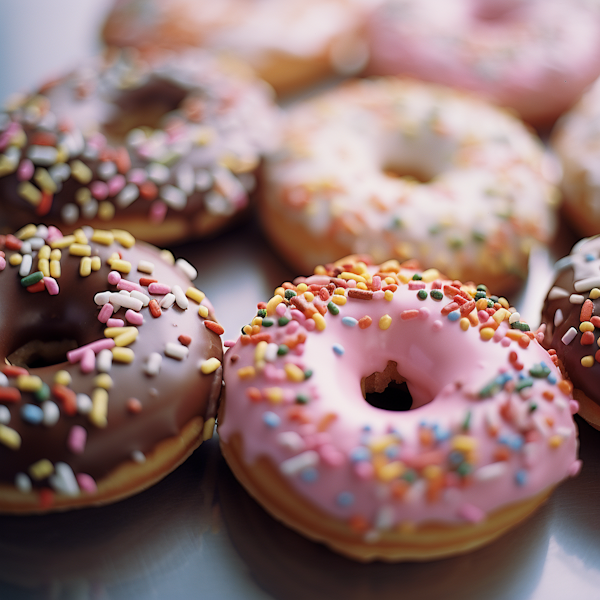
2,0,600,567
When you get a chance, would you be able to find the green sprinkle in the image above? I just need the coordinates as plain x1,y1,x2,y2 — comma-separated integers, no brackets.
529,403,538,413
35,383,50,402
392,217,403,229
21,271,44,287
472,230,487,242
417,289,428,300
304,369,313,379
295,394,309,405
511,321,531,332
529,363,551,378
515,377,534,392
257,309,267,318
430,290,443,301
462,410,472,431
412,273,422,280
262,318,274,327
327,301,340,315
277,345,289,356
284,290,297,300
474,290,487,300
449,237,464,250
457,463,472,477
487,299,495,308
278,316,290,326
401,469,417,483
476,284,488,292
490,295,499,303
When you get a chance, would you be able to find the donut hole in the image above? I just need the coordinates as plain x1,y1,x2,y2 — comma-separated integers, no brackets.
472,0,521,22
362,361,424,412
383,163,433,185
6,339,78,369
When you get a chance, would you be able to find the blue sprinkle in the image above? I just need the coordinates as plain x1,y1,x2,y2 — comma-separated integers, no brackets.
336,491,355,507
448,450,464,467
433,424,451,442
350,447,371,462
515,470,528,487
362,425,372,432
385,445,400,459
20,404,43,425
585,253,595,262
508,435,524,452
263,411,281,428
300,467,319,483
448,310,461,322
342,316,358,327
332,343,345,356
547,373,557,384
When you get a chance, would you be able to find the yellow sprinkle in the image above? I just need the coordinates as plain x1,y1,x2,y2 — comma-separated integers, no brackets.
98,201,115,220
480,327,495,341
104,326,137,338
110,259,132,274
111,347,135,363
202,417,215,441
493,308,510,325
460,318,470,331
368,435,396,453
251,324,261,335
340,271,366,283
304,291,315,302
34,167,58,193
312,312,326,331
242,324,252,336
159,248,174,264
114,329,139,347
186,287,205,303
285,363,305,382
9,253,22,266
17,182,42,205
255,341,268,362
70,159,92,184
16,375,42,392
91,256,101,271
266,295,283,316
379,314,392,330
90,388,109,428
93,374,113,389
423,465,443,480
505,330,525,341
69,243,91,257
380,260,401,273
549,435,563,448
468,311,479,326
334,287,346,295
421,268,440,283
50,249,61,261
50,260,61,279
397,272,411,284
112,229,136,249
91,230,114,245
580,322,595,333
80,256,92,277
0,155,17,177
237,366,256,379
331,295,346,306
15,224,37,240
451,435,477,452
252,316,263,327
498,297,510,309
384,276,396,284
384,290,394,302
377,461,405,482
73,229,88,244
107,253,120,265
264,387,284,403
0,425,21,450
356,282,368,290
50,235,75,249
54,370,71,386
38,258,50,277
29,459,54,480
75,187,91,205
581,355,595,368
296,283,308,293
314,265,327,275
198,305,209,318
274,287,285,298
200,357,222,375
590,288,600,300
476,298,488,311
38,244,51,260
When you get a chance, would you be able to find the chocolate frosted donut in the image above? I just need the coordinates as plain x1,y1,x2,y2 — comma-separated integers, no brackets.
541,236,600,430
0,50,279,245
0,223,223,512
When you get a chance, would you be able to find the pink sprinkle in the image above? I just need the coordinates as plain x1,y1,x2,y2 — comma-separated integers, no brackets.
493,328,505,342
107,318,124,328
458,503,485,523
432,320,443,332
319,444,344,467
283,389,294,404
408,281,426,290
68,425,87,454
46,226,62,243
117,279,142,293
478,310,489,323
287,320,299,334
501,337,511,347
224,340,236,347
0,256,6,271
330,278,349,288
304,319,316,332
127,168,146,184
354,461,374,480
43,276,59,295
125,309,143,325
569,460,582,477
76,473,97,494
275,303,286,316
264,364,285,382
17,158,34,181
570,399,579,414
418,307,430,320
107,174,126,196
90,180,109,200
149,200,167,224
373,290,385,300
431,280,443,290
67,338,115,363
346,279,357,288
107,271,121,285
293,343,305,355
372,276,381,291
290,309,306,323
301,275,330,285
88,132,107,150
98,303,113,323
148,282,171,295
80,348,96,374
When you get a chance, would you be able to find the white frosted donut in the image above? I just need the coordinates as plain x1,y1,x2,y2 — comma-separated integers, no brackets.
218,256,580,561
365,0,600,126
259,78,558,291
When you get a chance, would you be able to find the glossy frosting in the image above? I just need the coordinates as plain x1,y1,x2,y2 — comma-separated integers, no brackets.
0,50,279,241
366,0,600,125
219,257,580,535
0,224,223,507
260,78,558,283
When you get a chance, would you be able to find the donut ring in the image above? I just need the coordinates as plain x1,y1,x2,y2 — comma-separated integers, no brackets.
0,223,223,512
102,0,374,95
365,0,600,126
219,256,580,561
541,236,600,431
259,78,558,291
0,50,279,245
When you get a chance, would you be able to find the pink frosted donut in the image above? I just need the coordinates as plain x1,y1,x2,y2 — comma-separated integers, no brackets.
218,256,580,561
365,0,600,125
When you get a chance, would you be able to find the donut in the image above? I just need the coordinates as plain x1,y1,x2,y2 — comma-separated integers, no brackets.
259,77,558,292
102,0,377,96
0,223,223,512
218,255,580,561
551,78,600,237
540,235,600,430
0,50,279,245
365,0,600,126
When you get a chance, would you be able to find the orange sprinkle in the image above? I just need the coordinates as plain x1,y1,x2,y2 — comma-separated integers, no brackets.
317,412,338,432
205,321,225,335
558,380,573,395
518,335,530,349
581,299,594,322
543,390,554,401
178,334,192,346
247,387,262,402
127,398,142,413
51,384,77,416
149,299,161,318
358,316,372,329
348,515,370,533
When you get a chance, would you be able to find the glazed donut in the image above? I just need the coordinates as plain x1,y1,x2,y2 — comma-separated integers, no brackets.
102,0,377,96
0,223,223,512
219,255,580,561
365,0,600,126
541,236,600,431
551,78,600,237
259,77,558,292
0,50,279,245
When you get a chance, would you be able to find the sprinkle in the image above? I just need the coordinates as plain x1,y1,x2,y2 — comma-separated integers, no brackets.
332,343,345,355
16,375,43,392
186,287,205,303
379,314,392,330
20,271,43,287
29,459,54,480
458,503,485,523
575,277,600,292
165,342,189,360
284,363,305,382
515,470,528,486
581,356,595,367
149,299,161,318
160,293,176,309
20,404,43,425
205,321,224,336
0,424,21,450
144,352,163,377
569,294,585,305
312,313,326,331
202,418,215,441
175,258,197,280
200,357,221,374
591,288,600,300
581,300,594,322
89,389,109,428
112,347,135,363
109,259,131,274
554,309,564,328
331,295,347,306
263,412,281,428
148,282,171,295
561,327,578,345
548,287,569,300
358,316,372,329
68,425,87,454
280,451,319,476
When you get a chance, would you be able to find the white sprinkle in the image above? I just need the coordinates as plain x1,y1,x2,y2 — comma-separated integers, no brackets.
474,462,507,481
97,161,117,180
523,442,540,468
533,413,550,437
172,285,189,309
561,327,578,345
555,397,568,411
508,312,520,324
554,309,564,327
137,260,154,274
160,293,176,309
175,258,197,280
147,162,170,184
0,373,7,387
28,237,45,250
76,393,93,414
548,287,569,300
36,225,49,239
160,184,187,210
375,506,395,530
20,241,32,255
132,450,146,463
569,294,585,305
165,342,189,360
42,401,60,426
130,290,150,307
195,169,212,191
176,164,195,195
61,203,79,224
556,426,573,438
62,130,84,156
277,431,306,453
96,349,113,373
116,183,139,208
144,352,162,376
94,291,111,306
0,405,10,424
204,190,232,215
27,145,58,165
15,473,32,493
18,254,32,277
109,292,143,311
265,343,279,363
575,277,600,293
280,451,319,476
405,479,426,505
49,163,71,182
81,199,99,219
50,462,80,496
